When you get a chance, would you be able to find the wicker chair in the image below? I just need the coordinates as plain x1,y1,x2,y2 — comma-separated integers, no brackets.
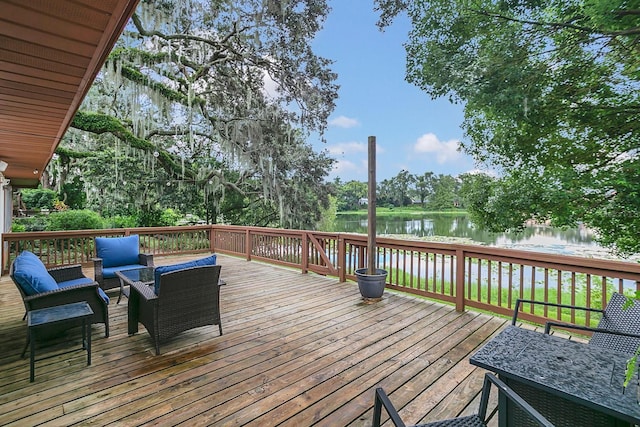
93,235,154,291
373,373,552,427
127,264,222,355
10,261,110,339
512,292,640,355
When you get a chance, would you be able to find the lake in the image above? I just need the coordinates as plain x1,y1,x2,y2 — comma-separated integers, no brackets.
333,213,621,259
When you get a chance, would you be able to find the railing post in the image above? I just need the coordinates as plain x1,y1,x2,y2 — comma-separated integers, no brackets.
338,234,346,282
209,225,216,253
301,231,309,274
245,229,251,261
455,247,466,312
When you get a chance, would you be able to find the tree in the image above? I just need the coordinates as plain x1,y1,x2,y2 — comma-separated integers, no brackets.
335,180,368,211
376,0,640,255
412,172,434,207
51,0,338,230
393,169,415,207
429,174,460,210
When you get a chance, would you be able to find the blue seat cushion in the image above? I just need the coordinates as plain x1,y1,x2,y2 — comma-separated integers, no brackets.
103,264,148,279
154,254,217,295
58,277,110,305
12,251,58,295
96,235,140,268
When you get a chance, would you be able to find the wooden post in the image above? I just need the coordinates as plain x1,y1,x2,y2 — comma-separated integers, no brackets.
368,136,376,275
455,248,465,312
301,231,309,274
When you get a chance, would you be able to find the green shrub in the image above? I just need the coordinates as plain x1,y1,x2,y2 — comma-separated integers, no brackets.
159,208,181,226
20,188,58,210
47,210,105,231
11,223,26,232
105,215,139,228
138,208,181,227
12,215,49,232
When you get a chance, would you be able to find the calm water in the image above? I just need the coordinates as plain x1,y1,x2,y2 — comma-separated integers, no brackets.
333,213,612,258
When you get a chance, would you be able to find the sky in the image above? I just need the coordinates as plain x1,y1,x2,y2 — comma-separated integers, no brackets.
310,1,478,182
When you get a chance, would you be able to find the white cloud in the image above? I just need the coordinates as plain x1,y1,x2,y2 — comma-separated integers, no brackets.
326,141,385,159
413,133,462,164
331,159,360,175
262,71,279,98
329,115,360,128
464,168,498,178
327,141,367,156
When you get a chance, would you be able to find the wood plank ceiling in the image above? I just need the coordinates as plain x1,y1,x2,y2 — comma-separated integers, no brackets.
0,0,139,187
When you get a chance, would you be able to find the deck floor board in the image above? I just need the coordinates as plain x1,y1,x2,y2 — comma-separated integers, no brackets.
0,254,510,426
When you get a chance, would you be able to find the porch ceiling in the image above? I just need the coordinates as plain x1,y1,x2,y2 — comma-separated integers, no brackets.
0,0,139,187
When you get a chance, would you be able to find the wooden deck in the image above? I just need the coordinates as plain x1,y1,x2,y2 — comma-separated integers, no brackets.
0,254,512,426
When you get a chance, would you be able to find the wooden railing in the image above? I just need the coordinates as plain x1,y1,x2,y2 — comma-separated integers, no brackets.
4,224,640,329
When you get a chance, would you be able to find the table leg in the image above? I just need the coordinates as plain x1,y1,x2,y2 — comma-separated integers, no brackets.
86,320,91,366
117,277,125,304
29,328,35,382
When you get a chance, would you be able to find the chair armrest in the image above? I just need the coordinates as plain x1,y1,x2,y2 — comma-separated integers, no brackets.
373,388,406,427
544,320,640,340
92,257,104,283
139,253,154,267
23,282,103,311
131,282,157,302
512,298,605,325
47,264,86,283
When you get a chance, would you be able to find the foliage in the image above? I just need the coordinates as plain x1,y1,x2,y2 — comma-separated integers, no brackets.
50,0,338,230
11,223,26,232
20,189,58,210
334,179,368,211
12,215,49,232
136,208,182,227
159,208,181,227
47,210,105,231
333,171,462,211
104,215,139,229
316,195,338,231
375,0,640,255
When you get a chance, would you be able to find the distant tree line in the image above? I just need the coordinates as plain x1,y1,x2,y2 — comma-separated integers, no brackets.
332,171,463,211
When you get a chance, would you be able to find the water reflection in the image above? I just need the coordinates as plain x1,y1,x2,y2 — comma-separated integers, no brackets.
334,213,603,256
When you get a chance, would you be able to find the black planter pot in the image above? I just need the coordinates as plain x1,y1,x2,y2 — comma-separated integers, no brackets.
355,268,388,300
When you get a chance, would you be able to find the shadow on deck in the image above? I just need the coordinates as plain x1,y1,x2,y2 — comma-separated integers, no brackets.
0,253,511,426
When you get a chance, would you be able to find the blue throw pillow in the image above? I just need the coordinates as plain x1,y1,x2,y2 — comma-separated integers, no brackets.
12,251,58,295
154,254,217,294
96,235,140,268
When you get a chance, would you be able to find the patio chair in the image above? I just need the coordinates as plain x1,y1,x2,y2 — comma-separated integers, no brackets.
10,251,110,339
128,263,222,355
373,373,553,427
93,235,154,291
512,292,640,355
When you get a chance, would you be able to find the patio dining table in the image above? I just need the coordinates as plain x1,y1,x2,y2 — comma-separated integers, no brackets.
470,326,640,427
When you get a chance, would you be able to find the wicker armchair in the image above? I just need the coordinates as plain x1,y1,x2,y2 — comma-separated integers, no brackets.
93,235,154,291
373,373,552,427
10,261,109,338
128,264,222,355
512,292,640,355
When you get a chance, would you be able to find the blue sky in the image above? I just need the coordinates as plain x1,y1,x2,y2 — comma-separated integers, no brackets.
310,1,477,182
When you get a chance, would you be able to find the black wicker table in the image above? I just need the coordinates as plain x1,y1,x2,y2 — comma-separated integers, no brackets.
470,326,640,427
115,267,155,304
27,301,93,382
